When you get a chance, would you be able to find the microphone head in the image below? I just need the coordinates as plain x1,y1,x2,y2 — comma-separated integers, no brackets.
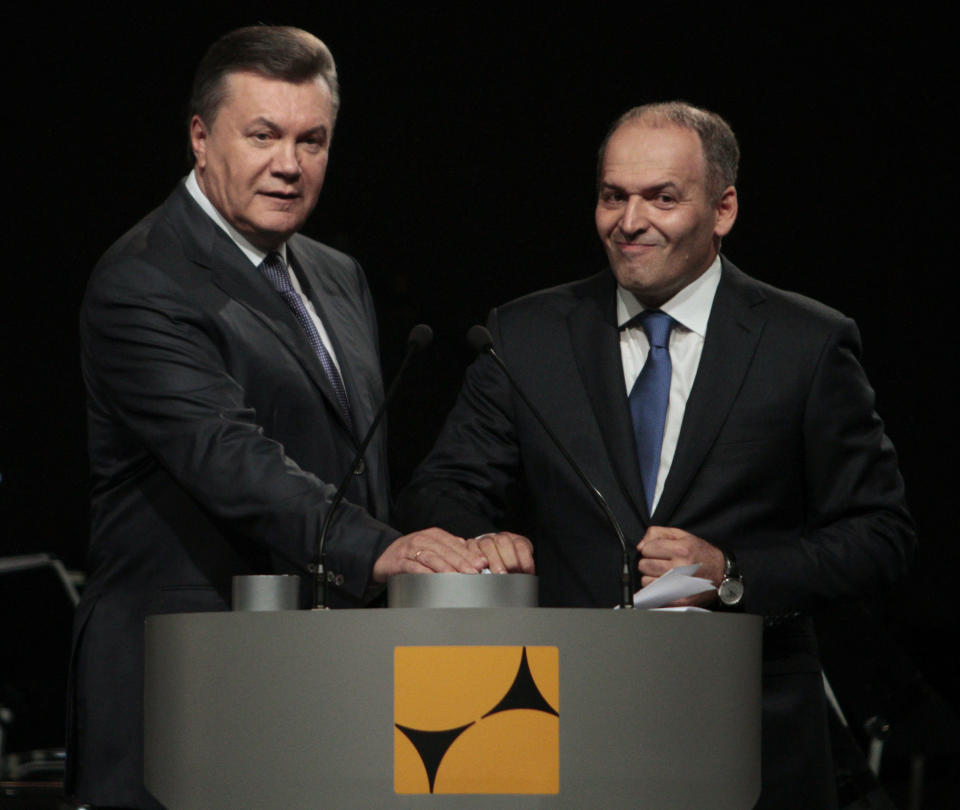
407,323,433,350
467,324,493,353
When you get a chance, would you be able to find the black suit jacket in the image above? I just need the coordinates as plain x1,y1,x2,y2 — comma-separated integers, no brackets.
68,182,400,808
397,259,915,808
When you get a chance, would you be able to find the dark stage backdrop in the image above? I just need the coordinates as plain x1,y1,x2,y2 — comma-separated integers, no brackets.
3,0,955,785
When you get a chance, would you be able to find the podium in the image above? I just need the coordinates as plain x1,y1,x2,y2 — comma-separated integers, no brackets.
144,607,761,808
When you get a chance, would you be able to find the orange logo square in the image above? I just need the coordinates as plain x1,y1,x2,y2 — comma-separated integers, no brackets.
394,646,559,794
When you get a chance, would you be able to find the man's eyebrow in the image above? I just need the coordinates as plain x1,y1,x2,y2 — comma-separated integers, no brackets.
647,180,681,194
244,117,329,138
245,116,278,130
598,179,681,194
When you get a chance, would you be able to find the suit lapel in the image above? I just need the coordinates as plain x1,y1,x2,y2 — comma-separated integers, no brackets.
288,245,373,443
287,246,391,517
652,259,767,523
567,275,650,524
170,185,358,441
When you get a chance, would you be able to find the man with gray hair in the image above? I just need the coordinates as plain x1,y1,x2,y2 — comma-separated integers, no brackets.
398,101,915,807
68,25,502,809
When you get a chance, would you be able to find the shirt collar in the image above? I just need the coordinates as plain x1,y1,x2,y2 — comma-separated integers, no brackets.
185,170,287,268
616,254,722,338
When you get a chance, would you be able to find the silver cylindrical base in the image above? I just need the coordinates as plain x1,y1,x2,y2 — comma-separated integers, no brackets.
232,575,301,611
387,573,538,608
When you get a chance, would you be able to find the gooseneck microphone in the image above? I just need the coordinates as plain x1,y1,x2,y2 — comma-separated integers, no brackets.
467,324,635,609
313,323,434,609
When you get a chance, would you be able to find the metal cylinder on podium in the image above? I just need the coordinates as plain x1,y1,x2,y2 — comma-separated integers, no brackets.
387,572,538,608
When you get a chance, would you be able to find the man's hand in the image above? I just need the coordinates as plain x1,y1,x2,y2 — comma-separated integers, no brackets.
466,532,535,574
372,528,487,582
637,526,724,607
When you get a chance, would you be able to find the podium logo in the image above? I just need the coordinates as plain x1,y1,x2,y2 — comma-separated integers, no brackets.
394,645,559,794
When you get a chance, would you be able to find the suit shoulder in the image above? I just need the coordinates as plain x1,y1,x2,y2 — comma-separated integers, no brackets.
495,271,612,321
95,206,174,272
96,182,207,269
81,187,242,341
84,212,186,312
724,262,854,333
86,185,203,293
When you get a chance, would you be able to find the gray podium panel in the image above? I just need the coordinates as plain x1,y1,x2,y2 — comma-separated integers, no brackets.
145,609,761,809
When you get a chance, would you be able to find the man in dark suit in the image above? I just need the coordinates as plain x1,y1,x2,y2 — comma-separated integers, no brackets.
68,26,491,810
397,102,915,808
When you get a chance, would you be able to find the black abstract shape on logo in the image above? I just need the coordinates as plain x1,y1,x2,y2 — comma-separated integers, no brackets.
395,721,475,793
483,646,558,718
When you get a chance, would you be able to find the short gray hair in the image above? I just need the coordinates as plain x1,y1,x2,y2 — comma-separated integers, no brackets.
189,25,340,130
597,101,739,202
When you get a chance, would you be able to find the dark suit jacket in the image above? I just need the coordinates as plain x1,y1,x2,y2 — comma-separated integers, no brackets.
397,259,915,809
68,182,401,808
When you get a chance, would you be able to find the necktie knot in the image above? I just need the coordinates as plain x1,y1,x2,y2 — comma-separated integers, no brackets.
638,310,674,349
260,252,292,293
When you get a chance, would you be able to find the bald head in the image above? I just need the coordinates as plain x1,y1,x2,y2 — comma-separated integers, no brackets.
597,101,739,202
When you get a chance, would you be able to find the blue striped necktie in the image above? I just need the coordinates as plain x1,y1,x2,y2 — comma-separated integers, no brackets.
259,252,351,421
627,310,675,513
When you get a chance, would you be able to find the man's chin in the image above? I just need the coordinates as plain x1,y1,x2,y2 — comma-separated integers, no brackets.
609,260,659,290
610,267,679,308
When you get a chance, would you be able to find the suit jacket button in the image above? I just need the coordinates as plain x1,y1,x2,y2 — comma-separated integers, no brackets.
353,459,365,475
334,574,344,586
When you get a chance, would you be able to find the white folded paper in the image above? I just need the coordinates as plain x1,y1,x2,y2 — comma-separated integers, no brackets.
632,563,715,610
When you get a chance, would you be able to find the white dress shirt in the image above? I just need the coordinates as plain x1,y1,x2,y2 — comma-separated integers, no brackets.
617,255,722,512
185,171,342,373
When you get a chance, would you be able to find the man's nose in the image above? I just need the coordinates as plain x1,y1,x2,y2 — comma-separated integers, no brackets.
619,196,649,235
272,140,301,179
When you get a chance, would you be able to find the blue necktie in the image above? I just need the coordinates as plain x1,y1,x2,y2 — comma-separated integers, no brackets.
627,310,675,513
259,252,351,421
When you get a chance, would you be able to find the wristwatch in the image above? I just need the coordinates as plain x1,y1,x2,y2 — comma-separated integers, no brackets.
717,549,744,607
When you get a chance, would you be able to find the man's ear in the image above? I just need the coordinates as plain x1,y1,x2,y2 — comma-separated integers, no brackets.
714,186,738,238
190,115,209,170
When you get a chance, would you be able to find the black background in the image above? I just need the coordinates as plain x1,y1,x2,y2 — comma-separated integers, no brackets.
3,1,956,789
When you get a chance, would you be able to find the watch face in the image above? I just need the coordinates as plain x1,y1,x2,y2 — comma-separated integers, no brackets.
719,579,744,606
